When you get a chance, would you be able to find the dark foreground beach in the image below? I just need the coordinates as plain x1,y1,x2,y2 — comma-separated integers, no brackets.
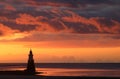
0,63,120,79
0,75,120,79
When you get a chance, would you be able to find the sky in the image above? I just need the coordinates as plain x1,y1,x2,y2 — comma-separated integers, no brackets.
0,0,120,63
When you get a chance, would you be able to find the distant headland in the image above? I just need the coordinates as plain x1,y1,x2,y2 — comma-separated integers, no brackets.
0,49,41,75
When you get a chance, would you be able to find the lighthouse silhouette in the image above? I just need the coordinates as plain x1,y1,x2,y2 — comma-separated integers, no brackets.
26,49,36,73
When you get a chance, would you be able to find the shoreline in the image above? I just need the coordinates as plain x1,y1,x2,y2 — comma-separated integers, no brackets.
0,75,119,79
0,70,41,75
0,71,119,79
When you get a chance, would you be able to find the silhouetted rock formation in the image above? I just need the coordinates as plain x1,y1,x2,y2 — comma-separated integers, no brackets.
25,49,36,74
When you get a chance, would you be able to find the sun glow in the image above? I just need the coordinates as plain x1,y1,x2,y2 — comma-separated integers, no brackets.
0,33,29,40
0,42,120,63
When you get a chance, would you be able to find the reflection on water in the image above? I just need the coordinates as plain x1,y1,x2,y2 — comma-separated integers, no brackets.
37,68,120,77
0,65,120,77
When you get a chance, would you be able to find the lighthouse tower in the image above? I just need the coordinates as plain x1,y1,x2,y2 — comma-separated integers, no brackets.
26,49,36,73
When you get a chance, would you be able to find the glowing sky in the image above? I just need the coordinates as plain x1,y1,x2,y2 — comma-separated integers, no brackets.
0,0,120,63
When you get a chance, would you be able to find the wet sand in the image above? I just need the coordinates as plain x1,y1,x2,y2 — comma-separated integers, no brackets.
0,70,119,79
0,75,119,79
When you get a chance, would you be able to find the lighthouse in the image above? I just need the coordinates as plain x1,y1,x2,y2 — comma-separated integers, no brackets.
26,49,36,73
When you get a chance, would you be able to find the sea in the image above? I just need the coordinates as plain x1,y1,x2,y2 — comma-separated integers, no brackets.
0,63,120,77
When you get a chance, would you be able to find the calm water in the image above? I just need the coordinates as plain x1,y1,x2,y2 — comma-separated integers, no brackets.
0,63,120,77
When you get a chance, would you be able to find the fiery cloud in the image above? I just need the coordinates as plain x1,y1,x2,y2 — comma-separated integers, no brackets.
62,12,120,33
15,12,120,34
0,0,119,48
16,13,58,32
0,0,120,63
0,23,18,36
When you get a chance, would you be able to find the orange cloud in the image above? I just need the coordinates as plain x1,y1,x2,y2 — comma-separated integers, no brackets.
62,11,120,34
16,13,73,33
25,0,75,8
17,9,120,34
16,13,40,25
4,5,16,11
11,32,120,48
14,11,120,34
0,16,15,23
16,13,56,32
90,18,120,33
0,16,9,22
0,23,18,36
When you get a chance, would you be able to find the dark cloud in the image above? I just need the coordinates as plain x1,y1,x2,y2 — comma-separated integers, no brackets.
0,0,119,37
14,33,120,42
22,0,120,7
0,23,18,36
13,33,120,48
